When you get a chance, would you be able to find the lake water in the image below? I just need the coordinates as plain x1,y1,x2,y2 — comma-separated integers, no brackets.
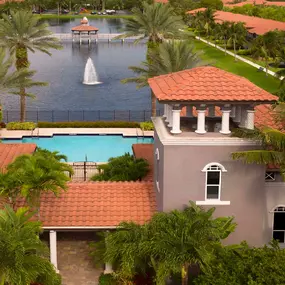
0,18,155,114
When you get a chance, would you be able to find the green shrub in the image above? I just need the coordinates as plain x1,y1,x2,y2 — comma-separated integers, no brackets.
6,122,36,130
98,273,116,285
37,121,140,128
91,153,149,181
237,49,253,56
140,121,154,131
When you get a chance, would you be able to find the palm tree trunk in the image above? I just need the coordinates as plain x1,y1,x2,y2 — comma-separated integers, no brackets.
234,40,237,61
16,46,29,122
224,39,227,55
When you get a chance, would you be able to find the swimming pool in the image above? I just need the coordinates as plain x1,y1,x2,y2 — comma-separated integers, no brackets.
2,135,153,162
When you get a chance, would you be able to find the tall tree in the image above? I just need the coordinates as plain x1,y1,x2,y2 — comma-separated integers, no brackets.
216,21,231,55
232,126,285,181
0,205,61,285
201,8,215,38
228,22,248,61
0,49,44,95
119,2,185,116
0,10,62,122
122,40,202,88
102,201,236,285
0,149,73,211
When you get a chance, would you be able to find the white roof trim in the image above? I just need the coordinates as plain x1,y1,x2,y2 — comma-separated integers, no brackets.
43,226,117,230
202,162,227,172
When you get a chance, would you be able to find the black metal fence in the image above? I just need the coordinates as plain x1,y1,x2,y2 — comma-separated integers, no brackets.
3,110,162,123
68,162,101,181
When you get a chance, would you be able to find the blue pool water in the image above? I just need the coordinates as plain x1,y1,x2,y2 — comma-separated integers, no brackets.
3,135,153,162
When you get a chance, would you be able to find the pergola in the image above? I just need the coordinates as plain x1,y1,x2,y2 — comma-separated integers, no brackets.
148,66,278,135
71,17,99,43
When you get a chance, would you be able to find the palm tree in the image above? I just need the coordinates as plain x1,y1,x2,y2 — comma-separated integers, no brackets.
201,8,215,38
0,10,62,122
0,49,45,95
216,21,231,55
228,22,248,61
0,149,73,211
103,201,236,285
0,205,61,285
232,127,285,181
122,40,202,99
119,2,185,116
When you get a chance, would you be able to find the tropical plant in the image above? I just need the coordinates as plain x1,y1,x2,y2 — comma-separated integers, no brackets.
100,201,236,285
216,21,231,55
0,10,62,122
0,49,44,97
232,127,285,181
228,22,248,60
91,153,149,181
121,40,202,88
201,8,215,38
0,205,61,285
0,148,73,210
119,2,185,116
200,0,223,10
251,31,283,76
194,240,285,285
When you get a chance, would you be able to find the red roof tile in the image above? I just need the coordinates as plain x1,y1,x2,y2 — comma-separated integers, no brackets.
188,9,285,35
0,144,37,170
15,182,156,227
148,67,278,103
154,0,168,2
132,144,154,181
71,25,99,32
225,0,285,7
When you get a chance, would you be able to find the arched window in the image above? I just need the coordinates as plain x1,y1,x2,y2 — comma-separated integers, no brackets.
202,163,227,201
273,206,285,243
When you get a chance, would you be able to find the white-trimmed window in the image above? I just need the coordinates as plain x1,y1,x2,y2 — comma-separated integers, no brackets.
273,206,285,243
196,163,230,206
155,148,160,192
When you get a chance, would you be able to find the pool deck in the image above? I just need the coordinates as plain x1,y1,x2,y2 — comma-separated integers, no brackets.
0,128,154,139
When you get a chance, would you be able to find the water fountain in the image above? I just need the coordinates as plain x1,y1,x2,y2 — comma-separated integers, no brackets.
83,57,101,85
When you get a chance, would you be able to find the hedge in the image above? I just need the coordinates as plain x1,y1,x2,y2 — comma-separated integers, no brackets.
140,121,154,131
6,122,36,130
37,121,140,128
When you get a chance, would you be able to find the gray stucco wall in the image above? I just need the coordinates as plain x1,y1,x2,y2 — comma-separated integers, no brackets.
156,142,271,246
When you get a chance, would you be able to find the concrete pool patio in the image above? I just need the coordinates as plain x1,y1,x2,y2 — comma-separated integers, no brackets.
0,128,154,139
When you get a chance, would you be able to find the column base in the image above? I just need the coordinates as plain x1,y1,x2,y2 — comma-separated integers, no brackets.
219,130,231,135
167,123,172,128
104,269,114,274
170,130,182,134
195,130,207,134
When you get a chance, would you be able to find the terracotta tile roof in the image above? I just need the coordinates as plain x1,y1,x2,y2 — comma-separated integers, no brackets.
15,182,156,227
148,67,278,103
188,9,285,35
132,144,154,181
225,0,285,7
154,0,168,2
0,144,37,170
71,25,99,32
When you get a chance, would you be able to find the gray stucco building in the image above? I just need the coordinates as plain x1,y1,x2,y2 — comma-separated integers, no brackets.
149,66,285,246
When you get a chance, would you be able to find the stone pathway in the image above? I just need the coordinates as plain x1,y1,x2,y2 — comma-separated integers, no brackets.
57,233,102,285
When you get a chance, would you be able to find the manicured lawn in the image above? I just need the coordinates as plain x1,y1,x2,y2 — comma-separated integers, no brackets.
193,39,281,94
38,14,133,19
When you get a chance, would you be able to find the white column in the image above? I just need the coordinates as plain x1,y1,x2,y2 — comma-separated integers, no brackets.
233,106,242,123
245,108,255,130
163,104,167,118
208,105,215,117
104,262,113,274
239,107,247,128
49,230,58,271
170,107,182,134
186,105,193,117
220,109,231,135
195,108,207,134
167,105,173,128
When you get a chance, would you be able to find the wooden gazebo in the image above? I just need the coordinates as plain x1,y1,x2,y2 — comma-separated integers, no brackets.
71,17,99,43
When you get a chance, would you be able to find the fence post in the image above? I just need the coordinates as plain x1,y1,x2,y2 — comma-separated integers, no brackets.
98,110,100,121
129,110,131,121
83,110,85,121
52,111,54,122
143,110,146,122
37,110,39,122
68,110,70,122
114,110,115,120
84,161,87,181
